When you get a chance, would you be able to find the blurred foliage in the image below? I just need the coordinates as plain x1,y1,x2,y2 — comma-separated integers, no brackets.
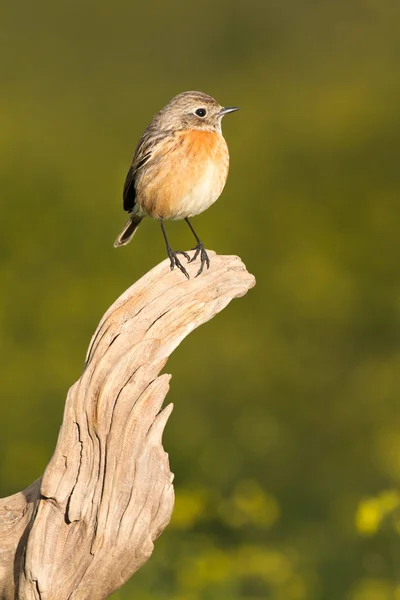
356,490,400,537
1,0,400,598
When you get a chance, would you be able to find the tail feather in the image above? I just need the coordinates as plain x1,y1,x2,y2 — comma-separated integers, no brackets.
113,215,143,247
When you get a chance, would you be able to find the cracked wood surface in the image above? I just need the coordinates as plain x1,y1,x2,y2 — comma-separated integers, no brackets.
0,252,255,600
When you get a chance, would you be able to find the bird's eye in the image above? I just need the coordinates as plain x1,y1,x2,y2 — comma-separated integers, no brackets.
195,108,207,117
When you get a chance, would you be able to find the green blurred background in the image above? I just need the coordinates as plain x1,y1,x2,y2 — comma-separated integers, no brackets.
1,1,400,598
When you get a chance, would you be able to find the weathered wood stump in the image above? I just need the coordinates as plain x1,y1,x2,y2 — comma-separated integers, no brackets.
0,252,255,600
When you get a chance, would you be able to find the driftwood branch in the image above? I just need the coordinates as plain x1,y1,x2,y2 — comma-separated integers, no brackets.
0,252,255,600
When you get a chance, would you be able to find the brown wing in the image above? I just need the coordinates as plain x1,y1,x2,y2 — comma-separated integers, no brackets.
123,152,152,212
123,128,176,213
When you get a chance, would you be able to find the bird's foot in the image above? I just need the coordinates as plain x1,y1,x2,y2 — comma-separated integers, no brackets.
167,248,191,279
189,242,210,277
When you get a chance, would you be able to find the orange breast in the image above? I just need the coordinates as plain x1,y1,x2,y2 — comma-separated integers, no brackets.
136,129,229,220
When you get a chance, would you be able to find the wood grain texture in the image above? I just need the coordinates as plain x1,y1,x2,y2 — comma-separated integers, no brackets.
0,252,255,600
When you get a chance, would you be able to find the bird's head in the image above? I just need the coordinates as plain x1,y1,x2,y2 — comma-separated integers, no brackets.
155,91,239,133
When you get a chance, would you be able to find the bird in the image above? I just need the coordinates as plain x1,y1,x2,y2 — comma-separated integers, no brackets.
114,91,239,278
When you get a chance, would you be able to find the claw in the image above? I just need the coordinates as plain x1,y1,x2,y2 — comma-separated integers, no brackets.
189,243,210,277
176,250,191,262
189,247,201,263
167,249,190,279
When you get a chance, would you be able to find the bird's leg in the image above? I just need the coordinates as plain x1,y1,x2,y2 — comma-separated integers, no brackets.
185,218,210,277
160,221,190,279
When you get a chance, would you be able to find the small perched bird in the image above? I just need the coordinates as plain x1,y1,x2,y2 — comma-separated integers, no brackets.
114,91,239,278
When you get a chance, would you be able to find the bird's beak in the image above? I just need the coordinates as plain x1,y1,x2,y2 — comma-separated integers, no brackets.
218,106,240,117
